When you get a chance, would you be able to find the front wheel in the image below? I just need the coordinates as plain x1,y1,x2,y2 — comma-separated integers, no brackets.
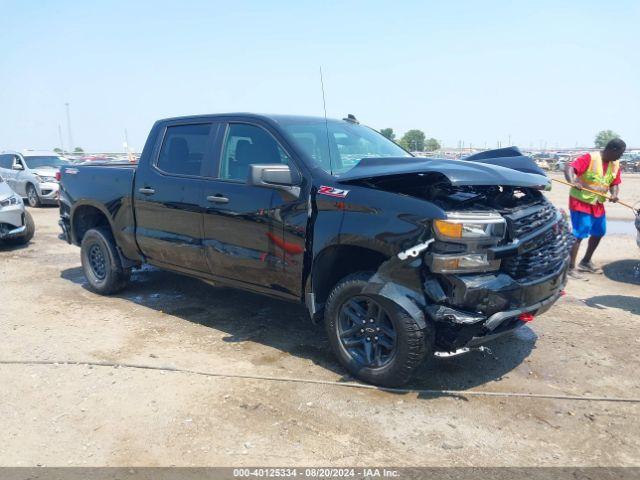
26,184,41,208
80,227,130,295
2,211,35,246
325,273,432,387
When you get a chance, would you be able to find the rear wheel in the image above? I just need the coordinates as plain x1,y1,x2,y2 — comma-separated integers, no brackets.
81,227,130,295
325,272,432,387
26,184,41,208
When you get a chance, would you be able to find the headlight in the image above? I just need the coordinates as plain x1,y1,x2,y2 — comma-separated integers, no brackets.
36,175,57,183
429,253,501,273
429,211,505,273
0,194,21,208
433,212,506,240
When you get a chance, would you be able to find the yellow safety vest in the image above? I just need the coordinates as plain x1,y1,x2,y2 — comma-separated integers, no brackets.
569,152,619,205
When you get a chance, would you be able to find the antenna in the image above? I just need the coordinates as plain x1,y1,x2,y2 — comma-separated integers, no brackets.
319,66,334,175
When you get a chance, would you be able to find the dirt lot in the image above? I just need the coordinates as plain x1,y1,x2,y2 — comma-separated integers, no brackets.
1,174,639,467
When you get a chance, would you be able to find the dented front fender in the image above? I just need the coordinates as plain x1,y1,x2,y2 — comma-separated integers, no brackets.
362,255,429,329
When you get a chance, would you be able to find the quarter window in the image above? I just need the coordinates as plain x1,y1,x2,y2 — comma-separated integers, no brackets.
220,124,292,181
157,124,212,176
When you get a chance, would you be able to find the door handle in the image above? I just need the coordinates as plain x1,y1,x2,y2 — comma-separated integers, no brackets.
138,187,156,195
207,195,229,204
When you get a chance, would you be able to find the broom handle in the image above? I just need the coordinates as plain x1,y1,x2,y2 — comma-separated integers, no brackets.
551,178,636,212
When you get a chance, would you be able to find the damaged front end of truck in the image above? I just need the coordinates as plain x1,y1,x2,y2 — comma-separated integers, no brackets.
338,148,572,354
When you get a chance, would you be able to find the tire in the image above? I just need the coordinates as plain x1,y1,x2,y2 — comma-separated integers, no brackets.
80,227,130,295
26,184,41,208
3,210,35,246
324,272,432,387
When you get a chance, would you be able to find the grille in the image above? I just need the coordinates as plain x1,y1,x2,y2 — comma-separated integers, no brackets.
507,202,557,240
501,216,572,281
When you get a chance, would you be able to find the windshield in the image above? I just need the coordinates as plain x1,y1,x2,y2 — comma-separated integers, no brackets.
281,120,411,175
23,156,71,169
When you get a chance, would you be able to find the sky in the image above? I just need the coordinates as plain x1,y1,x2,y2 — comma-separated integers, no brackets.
1,0,639,152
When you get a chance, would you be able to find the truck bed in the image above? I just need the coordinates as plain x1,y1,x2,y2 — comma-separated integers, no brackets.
61,164,136,207
59,163,139,260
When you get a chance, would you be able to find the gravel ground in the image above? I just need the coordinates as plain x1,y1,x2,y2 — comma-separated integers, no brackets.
1,176,639,467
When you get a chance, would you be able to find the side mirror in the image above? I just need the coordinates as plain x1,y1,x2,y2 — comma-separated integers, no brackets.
249,164,300,196
12,163,24,171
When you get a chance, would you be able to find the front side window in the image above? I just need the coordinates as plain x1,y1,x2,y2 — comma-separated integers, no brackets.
220,123,292,181
281,120,410,175
157,123,212,176
22,156,70,169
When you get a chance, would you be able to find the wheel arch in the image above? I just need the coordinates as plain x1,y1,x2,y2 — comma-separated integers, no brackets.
70,202,114,245
310,243,389,308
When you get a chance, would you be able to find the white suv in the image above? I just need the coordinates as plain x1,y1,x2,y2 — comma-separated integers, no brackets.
0,175,34,245
0,150,72,207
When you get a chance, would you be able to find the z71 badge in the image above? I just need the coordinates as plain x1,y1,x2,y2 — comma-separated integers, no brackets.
318,186,349,198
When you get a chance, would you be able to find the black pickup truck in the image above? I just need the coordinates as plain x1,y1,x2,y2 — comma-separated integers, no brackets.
59,113,571,386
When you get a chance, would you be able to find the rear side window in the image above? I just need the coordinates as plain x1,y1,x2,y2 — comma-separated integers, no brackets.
157,123,212,176
0,155,13,169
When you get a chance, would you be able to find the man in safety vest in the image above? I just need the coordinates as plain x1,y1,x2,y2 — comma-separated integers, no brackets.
565,138,626,278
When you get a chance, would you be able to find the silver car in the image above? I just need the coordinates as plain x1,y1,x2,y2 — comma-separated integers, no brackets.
0,150,72,207
0,175,34,245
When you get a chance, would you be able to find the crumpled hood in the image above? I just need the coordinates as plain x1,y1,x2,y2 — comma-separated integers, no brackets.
336,157,550,189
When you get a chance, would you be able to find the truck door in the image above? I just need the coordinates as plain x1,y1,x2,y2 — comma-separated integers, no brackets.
133,121,218,273
200,122,302,297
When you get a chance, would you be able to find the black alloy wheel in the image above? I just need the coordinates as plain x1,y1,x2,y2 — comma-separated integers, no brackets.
324,272,432,387
336,295,397,368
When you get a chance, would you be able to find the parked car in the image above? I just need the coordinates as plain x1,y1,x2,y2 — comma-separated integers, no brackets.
0,175,35,245
58,114,570,387
0,151,72,207
534,158,550,170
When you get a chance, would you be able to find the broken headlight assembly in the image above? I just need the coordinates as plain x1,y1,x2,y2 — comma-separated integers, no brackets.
429,212,505,273
429,253,501,273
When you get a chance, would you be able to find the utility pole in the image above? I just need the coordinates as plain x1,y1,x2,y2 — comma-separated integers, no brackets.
58,124,65,154
508,134,511,146
65,102,74,152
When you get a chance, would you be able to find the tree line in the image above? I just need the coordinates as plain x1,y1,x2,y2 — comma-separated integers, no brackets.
379,128,440,152
379,129,623,152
